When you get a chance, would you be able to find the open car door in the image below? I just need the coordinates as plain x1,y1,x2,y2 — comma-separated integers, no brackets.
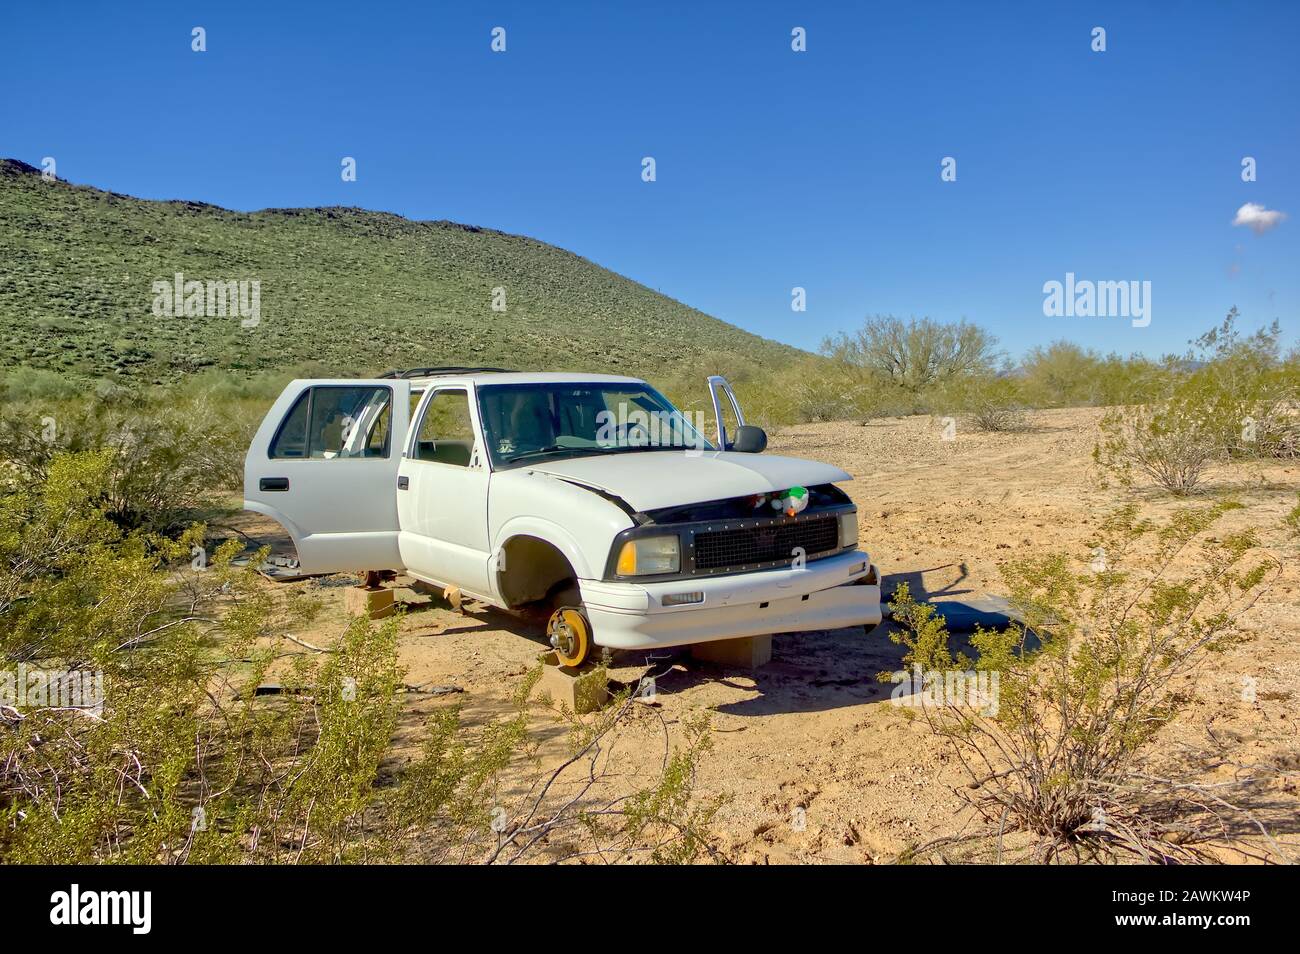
244,378,411,574
706,374,747,449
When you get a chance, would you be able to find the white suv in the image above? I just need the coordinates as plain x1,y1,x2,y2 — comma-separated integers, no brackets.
244,368,881,666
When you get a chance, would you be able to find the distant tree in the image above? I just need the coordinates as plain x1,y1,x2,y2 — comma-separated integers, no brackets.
1021,340,1104,406
822,316,998,393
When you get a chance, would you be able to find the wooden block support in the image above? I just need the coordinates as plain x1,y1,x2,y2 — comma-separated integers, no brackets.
345,586,395,620
689,634,773,669
537,651,609,714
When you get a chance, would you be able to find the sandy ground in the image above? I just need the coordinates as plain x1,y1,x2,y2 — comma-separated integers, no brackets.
234,408,1300,863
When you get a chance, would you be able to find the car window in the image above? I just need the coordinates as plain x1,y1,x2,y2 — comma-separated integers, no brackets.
269,386,392,459
413,389,476,467
362,397,392,455
476,383,713,467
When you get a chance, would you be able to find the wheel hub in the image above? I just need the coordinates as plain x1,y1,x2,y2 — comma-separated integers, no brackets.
549,617,575,655
548,607,589,667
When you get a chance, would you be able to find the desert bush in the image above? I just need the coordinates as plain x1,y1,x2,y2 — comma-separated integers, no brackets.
1095,388,1221,495
949,374,1030,432
823,315,999,394
970,403,1028,433
402,690,723,865
0,451,269,862
655,351,779,431
1246,392,1300,460
880,581,967,675
0,383,255,532
1020,342,1177,408
779,358,869,423
1090,354,1180,408
0,366,88,404
886,500,1296,864
1178,365,1299,462
656,351,877,430
1,452,720,864
1096,313,1300,493
1019,341,1104,407
1180,311,1299,461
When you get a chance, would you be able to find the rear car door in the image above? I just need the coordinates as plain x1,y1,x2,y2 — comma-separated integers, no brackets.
244,378,411,574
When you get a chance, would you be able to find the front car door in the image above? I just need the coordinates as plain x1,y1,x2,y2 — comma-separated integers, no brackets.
397,385,493,598
244,378,410,574
706,374,747,449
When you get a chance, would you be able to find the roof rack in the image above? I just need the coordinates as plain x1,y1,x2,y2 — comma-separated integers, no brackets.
378,367,514,379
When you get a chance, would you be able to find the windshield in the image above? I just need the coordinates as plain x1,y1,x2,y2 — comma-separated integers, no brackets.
477,382,715,468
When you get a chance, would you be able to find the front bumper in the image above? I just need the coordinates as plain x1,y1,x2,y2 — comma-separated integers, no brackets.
578,549,881,651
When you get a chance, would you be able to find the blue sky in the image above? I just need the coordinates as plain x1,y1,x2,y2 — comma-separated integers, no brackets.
2,0,1297,359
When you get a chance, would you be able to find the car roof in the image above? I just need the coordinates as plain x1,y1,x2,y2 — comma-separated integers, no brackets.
406,371,649,388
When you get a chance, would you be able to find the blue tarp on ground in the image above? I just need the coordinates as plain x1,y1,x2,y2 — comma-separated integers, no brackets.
885,594,1022,631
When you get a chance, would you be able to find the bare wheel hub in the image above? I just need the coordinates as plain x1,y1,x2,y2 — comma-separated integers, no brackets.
547,607,590,667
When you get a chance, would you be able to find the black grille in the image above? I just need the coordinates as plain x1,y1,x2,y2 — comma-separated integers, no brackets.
693,516,840,571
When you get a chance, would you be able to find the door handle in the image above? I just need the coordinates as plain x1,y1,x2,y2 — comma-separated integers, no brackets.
260,477,290,491
397,475,409,490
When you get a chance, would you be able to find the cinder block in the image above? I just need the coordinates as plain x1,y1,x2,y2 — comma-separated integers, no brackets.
537,651,609,714
345,586,395,620
690,634,773,669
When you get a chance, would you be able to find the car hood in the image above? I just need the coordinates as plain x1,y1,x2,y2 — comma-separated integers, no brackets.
523,451,851,512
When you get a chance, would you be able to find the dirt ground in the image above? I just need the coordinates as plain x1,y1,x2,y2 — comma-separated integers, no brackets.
236,408,1300,863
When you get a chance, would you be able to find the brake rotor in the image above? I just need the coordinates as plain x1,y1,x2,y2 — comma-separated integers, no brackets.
548,607,590,668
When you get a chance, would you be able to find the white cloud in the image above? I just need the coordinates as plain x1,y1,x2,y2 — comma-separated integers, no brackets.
1233,202,1287,235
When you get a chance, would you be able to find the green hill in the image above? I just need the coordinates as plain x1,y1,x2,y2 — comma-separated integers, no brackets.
0,158,803,386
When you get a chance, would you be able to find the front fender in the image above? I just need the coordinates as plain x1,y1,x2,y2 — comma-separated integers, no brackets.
488,470,636,583
491,515,602,580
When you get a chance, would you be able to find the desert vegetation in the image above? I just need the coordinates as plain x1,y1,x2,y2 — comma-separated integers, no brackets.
1095,310,1298,495
0,450,721,862
3,308,1293,863
884,500,1298,863
3,156,1297,863
663,310,1297,466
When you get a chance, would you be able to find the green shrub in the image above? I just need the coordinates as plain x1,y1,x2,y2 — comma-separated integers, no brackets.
0,451,271,862
0,367,88,404
1020,342,1177,408
1020,341,1104,407
889,500,1296,864
779,359,868,423
1095,395,1220,495
881,581,969,677
1180,312,1299,461
1095,313,1299,494
1,452,720,864
0,382,256,532
823,315,999,394
953,375,1030,432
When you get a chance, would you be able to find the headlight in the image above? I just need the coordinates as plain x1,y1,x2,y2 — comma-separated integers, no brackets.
616,536,680,575
839,511,859,549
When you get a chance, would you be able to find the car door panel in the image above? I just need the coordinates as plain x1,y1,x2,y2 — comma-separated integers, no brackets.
396,386,493,597
244,379,410,574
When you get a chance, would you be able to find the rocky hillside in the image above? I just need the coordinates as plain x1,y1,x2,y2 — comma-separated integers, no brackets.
0,158,802,386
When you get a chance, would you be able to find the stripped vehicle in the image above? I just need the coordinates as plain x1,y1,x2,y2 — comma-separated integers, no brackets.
244,368,881,666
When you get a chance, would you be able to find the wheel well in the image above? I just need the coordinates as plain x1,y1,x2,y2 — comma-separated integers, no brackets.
243,511,304,569
497,535,578,609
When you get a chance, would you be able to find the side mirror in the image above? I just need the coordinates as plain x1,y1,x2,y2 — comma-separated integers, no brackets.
732,425,768,453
